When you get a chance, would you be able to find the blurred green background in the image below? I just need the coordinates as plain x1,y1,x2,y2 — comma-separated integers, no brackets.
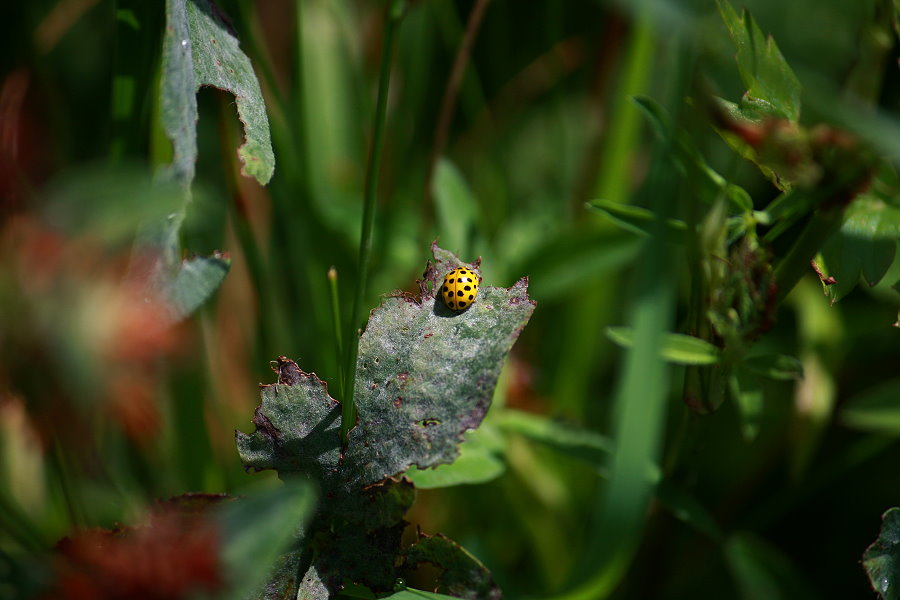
1,0,899,598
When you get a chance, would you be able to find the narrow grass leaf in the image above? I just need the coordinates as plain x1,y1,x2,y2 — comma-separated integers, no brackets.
587,200,687,242
656,481,723,542
633,96,753,213
725,532,817,600
376,590,461,600
730,369,764,440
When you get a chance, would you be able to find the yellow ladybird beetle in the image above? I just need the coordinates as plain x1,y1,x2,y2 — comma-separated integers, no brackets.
441,267,479,311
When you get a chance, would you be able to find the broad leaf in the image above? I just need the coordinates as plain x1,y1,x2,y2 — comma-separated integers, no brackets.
140,0,273,321
406,425,506,489
863,508,900,600
717,0,802,122
495,408,612,466
167,253,231,320
401,534,501,600
236,244,532,597
605,327,721,365
238,245,535,493
160,0,274,187
218,481,317,600
822,194,900,302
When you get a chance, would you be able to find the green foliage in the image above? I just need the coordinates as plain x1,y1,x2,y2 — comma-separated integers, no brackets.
406,426,506,489
716,0,802,122
160,0,274,187
821,193,900,302
167,253,232,320
146,0,275,321
724,532,816,600
237,245,531,596
218,481,317,600
864,508,900,600
3,0,900,599
434,158,481,258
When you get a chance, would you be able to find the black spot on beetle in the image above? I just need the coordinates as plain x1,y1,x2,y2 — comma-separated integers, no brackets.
458,301,467,308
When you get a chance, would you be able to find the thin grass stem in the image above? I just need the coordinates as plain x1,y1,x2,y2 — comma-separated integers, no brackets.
340,0,407,446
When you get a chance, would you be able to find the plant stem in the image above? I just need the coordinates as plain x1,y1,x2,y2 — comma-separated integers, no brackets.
341,0,406,447
329,267,345,400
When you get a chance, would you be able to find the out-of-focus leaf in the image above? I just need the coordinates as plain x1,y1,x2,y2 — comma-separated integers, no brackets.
840,378,900,434
336,582,377,599
725,532,817,600
588,200,687,242
713,97,786,190
433,158,480,258
743,354,803,381
42,166,182,244
822,194,900,302
167,252,231,320
376,590,460,600
730,369,763,440
633,96,753,214
656,481,723,542
605,326,721,365
160,0,274,187
716,0,802,122
494,408,612,465
513,228,642,303
237,244,535,493
406,425,506,489
139,0,273,319
401,534,501,600
218,481,317,600
863,508,900,600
